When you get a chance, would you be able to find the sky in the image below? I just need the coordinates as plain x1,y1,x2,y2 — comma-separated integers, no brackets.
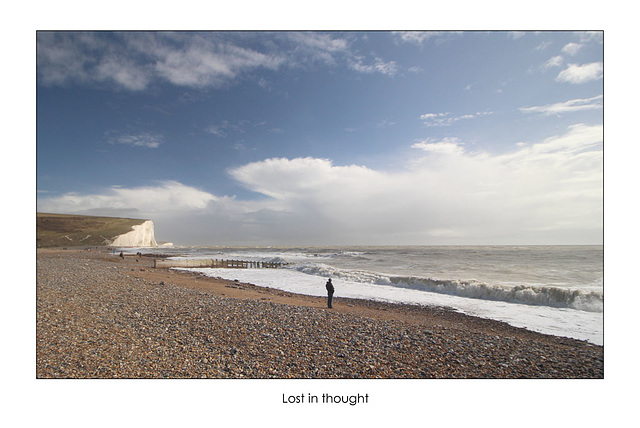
36,31,603,246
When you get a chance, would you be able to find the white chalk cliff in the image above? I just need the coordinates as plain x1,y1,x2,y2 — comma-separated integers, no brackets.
109,220,158,247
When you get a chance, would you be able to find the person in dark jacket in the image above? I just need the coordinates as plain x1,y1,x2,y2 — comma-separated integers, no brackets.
325,278,335,308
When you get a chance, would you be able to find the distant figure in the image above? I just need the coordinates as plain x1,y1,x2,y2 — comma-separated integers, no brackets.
119,251,124,259
325,278,335,309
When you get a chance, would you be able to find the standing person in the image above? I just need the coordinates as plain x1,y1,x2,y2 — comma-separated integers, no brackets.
325,278,335,309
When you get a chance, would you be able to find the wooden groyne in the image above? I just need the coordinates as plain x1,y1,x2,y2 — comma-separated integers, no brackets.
154,258,285,269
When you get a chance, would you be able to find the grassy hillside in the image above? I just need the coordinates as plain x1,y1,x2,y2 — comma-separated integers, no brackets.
36,213,148,248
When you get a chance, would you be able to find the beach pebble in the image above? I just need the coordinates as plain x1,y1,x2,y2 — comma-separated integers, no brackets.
36,250,603,379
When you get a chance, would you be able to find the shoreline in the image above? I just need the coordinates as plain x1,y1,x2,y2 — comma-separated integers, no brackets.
36,247,604,378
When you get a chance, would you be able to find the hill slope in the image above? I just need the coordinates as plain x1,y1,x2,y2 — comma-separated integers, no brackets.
36,213,152,248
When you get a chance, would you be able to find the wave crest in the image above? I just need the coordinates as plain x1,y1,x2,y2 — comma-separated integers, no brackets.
292,263,603,312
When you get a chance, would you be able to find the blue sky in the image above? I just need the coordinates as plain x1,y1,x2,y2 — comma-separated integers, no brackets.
36,31,603,245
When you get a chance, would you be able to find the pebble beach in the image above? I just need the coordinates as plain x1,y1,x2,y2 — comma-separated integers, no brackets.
36,248,604,379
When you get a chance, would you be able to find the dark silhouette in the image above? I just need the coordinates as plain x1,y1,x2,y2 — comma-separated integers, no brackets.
325,278,334,308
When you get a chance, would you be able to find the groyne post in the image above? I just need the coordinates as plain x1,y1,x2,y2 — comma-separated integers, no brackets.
153,258,284,269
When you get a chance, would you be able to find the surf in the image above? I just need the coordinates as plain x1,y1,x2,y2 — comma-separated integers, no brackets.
291,263,603,312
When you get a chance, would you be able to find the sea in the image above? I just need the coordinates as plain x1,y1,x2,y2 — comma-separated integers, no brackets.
122,245,604,345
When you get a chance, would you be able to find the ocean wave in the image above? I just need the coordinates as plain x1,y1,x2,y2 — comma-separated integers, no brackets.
292,263,603,313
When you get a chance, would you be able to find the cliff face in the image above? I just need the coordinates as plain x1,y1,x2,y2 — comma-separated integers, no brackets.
37,213,157,248
109,220,158,247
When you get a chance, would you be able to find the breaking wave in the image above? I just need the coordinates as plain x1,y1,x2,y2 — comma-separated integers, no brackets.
292,263,603,312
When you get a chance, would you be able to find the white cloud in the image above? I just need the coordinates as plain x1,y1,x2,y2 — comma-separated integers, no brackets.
227,124,601,244
37,32,401,91
526,123,602,155
348,56,399,76
393,31,461,45
150,37,283,88
411,138,465,155
420,111,493,127
110,133,163,148
205,120,251,138
37,181,217,215
36,33,100,86
519,95,603,116
229,157,374,201
495,124,602,169
37,33,288,90
556,62,603,84
282,32,400,77
538,33,601,77
394,31,443,44
542,55,564,70
561,42,583,56
534,41,553,51
420,112,446,121
285,32,349,64
38,125,602,245
205,125,227,138
576,31,603,44
95,56,151,91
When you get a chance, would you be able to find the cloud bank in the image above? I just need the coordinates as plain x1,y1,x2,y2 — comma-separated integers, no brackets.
37,124,603,246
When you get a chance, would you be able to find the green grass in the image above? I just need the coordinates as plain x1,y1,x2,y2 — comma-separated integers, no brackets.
36,213,149,248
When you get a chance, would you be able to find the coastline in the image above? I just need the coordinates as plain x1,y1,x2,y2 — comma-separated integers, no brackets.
36,247,603,378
